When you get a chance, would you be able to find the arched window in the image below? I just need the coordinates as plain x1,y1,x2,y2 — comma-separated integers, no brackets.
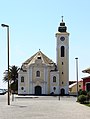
36,71,40,77
62,72,64,74
53,76,56,82
21,76,24,82
61,46,65,57
62,81,64,84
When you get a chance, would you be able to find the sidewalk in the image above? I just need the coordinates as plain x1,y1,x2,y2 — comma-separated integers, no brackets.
0,95,90,119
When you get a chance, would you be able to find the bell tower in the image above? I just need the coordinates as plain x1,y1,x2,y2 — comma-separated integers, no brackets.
55,16,69,95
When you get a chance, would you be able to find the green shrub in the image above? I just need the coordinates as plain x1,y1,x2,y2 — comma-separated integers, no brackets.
78,89,82,96
78,90,87,96
78,95,87,104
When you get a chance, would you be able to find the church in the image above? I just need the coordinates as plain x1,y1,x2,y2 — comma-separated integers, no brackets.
18,17,69,95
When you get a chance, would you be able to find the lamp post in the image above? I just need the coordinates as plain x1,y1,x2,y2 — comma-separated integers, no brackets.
75,57,78,100
58,70,60,100
1,24,10,105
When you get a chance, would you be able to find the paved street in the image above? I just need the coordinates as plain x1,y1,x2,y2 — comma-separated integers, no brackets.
0,94,90,119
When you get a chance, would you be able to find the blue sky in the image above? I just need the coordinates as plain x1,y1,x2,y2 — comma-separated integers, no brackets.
0,0,90,88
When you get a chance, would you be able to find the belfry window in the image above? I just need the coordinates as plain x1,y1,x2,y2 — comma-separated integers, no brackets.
53,76,56,82
36,71,40,77
61,46,65,57
21,76,24,82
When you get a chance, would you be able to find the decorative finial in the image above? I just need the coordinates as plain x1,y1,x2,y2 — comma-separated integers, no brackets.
61,16,63,22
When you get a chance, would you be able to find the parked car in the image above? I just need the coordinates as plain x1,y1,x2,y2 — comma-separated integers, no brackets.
0,89,7,95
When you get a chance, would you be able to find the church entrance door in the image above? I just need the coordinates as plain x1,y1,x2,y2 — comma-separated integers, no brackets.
35,86,42,95
61,88,65,96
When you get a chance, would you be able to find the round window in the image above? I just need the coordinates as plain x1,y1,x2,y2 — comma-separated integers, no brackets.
21,87,24,90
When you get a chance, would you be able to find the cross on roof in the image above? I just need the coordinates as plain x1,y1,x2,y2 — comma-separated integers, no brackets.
61,16,64,22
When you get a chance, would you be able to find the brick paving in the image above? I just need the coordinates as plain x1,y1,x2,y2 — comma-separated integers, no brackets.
0,94,90,119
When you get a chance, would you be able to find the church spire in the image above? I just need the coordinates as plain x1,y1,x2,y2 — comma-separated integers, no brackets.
58,16,67,32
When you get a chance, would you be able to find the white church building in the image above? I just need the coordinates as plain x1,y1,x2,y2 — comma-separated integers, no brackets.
18,17,69,95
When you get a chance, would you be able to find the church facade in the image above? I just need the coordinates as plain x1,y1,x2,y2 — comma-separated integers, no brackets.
18,18,69,95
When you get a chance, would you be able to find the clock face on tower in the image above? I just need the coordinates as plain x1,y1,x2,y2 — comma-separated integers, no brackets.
60,36,65,41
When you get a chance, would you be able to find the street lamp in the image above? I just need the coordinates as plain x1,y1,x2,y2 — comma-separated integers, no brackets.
1,24,10,105
75,57,78,100
59,79,60,100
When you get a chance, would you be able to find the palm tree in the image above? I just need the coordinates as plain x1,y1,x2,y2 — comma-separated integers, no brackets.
3,65,19,93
